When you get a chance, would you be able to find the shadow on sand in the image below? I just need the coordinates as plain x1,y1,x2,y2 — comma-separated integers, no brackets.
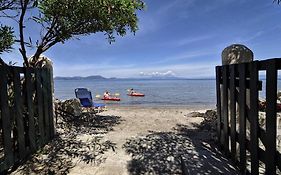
123,111,238,175
12,112,123,174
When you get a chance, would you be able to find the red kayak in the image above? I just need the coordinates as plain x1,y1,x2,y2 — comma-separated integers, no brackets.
102,97,121,101
127,93,145,97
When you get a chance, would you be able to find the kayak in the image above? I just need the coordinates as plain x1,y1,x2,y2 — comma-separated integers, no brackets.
102,97,121,101
127,93,145,97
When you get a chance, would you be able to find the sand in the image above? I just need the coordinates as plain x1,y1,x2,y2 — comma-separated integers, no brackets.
11,106,238,175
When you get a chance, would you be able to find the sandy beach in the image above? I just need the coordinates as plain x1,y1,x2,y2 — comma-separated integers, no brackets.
11,106,238,175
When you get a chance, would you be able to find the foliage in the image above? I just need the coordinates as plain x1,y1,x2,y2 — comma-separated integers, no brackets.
0,0,15,56
0,0,145,66
0,0,15,11
0,25,14,54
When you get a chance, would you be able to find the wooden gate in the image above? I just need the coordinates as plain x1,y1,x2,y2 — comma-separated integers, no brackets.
0,65,54,172
216,58,281,174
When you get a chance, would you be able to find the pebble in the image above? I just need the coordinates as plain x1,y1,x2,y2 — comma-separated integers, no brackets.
167,156,174,162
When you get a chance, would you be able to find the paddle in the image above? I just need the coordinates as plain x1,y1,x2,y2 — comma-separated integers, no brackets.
95,93,120,98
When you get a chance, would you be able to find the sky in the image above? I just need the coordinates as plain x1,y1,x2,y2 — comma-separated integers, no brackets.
1,0,281,78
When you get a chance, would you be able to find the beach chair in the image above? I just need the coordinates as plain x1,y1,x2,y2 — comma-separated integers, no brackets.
75,88,106,113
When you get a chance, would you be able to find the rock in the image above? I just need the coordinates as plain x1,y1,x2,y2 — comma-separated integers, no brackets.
28,55,53,69
167,156,174,162
60,98,82,117
222,44,253,65
186,112,204,118
204,110,217,120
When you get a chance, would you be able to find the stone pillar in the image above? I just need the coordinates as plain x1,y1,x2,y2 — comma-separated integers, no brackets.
222,44,253,65
221,44,254,139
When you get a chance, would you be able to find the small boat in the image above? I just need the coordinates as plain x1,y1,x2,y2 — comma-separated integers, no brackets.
102,97,121,101
127,93,145,97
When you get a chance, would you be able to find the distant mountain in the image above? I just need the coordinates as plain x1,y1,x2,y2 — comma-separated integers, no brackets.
54,75,216,80
54,75,108,80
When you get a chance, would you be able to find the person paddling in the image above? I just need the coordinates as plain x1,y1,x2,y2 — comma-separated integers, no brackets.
104,91,111,98
129,88,136,95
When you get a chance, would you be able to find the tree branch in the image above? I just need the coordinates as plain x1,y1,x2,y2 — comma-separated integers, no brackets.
42,37,60,53
0,57,8,66
18,0,29,67
33,17,58,60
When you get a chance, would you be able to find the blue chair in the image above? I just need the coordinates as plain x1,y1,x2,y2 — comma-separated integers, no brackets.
75,88,106,112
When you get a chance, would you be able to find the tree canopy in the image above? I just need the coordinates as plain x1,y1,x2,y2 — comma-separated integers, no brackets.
0,0,15,56
0,0,145,66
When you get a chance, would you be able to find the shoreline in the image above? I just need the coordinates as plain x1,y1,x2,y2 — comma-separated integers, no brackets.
100,103,216,111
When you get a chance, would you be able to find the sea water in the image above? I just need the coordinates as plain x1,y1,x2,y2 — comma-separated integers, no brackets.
54,79,281,108
54,79,216,108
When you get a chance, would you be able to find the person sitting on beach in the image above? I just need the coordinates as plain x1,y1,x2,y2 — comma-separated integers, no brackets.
104,91,110,98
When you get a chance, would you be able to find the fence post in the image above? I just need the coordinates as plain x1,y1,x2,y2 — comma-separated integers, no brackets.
46,68,55,138
35,69,45,147
229,65,237,162
216,66,222,146
249,61,259,174
222,66,229,155
24,67,36,153
0,66,13,170
13,68,26,159
238,63,246,172
265,59,277,174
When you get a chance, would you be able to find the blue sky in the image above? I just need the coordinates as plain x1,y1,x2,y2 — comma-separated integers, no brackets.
2,0,281,78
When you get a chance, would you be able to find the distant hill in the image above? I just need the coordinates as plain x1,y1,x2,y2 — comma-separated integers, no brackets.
54,75,108,80
54,75,215,80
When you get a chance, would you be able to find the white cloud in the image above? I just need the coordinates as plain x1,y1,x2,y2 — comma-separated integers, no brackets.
175,35,215,47
139,70,176,77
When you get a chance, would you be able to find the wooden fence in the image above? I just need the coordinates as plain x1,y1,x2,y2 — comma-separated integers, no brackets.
0,65,54,173
216,58,281,174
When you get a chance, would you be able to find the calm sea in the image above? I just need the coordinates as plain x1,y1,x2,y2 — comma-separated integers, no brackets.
54,79,281,108
54,79,217,108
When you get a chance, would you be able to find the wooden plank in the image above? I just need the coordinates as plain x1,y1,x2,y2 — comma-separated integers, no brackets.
238,63,246,172
222,66,229,155
41,69,50,141
249,61,259,174
46,68,55,138
13,68,26,159
229,65,237,162
277,58,281,69
277,151,281,171
0,67,13,169
24,68,36,152
35,69,45,147
216,66,222,146
265,59,277,174
233,79,262,90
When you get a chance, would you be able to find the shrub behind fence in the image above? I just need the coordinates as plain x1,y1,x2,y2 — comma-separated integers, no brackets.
0,65,54,172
